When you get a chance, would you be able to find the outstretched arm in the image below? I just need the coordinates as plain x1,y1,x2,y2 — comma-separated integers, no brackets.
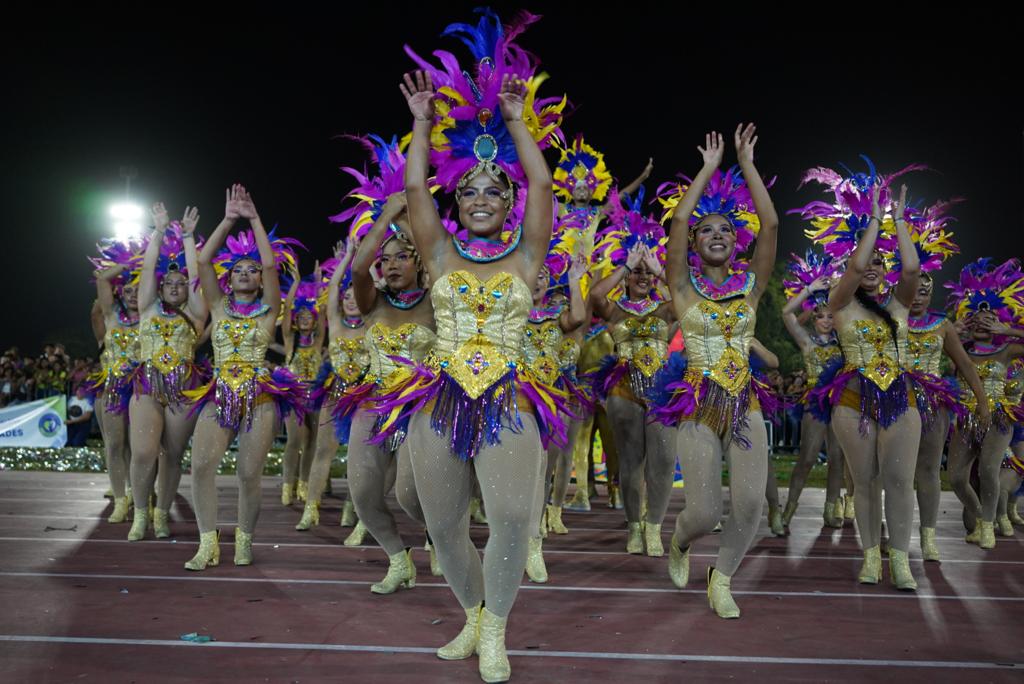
830,183,885,312
197,185,243,310
738,124,779,298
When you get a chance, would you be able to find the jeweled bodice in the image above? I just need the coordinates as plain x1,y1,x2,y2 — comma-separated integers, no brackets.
837,316,909,391
803,336,842,386
288,344,322,382
523,318,564,385
139,314,196,375
908,314,945,378
610,315,668,380
366,322,436,386
429,271,531,399
103,325,140,379
212,319,271,392
680,298,756,396
328,335,369,385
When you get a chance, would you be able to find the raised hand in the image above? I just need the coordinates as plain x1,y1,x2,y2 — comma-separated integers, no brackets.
697,131,725,169
151,202,170,232
641,245,662,276
236,186,259,220
892,184,908,222
382,191,408,220
641,157,654,180
625,244,644,271
181,206,199,234
870,181,883,221
400,70,436,121
497,73,528,123
225,184,245,220
734,123,758,166
568,253,588,282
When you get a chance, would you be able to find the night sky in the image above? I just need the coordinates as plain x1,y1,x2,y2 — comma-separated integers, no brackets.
5,4,1021,357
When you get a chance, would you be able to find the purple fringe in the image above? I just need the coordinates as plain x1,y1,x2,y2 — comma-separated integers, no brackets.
907,371,966,433
646,352,755,450
809,362,911,434
188,366,307,432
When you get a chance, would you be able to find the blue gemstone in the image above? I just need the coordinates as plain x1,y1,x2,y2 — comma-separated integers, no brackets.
703,369,711,377
458,285,469,293
508,361,516,368
492,290,503,299
440,360,449,368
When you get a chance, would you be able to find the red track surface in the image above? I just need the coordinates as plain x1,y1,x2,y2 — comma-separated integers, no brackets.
1,471,1021,682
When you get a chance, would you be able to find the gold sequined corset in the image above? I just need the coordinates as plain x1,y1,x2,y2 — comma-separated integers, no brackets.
103,325,140,379
139,314,197,376
212,319,271,392
803,338,842,386
428,270,530,400
837,317,909,391
962,357,1010,412
908,318,945,377
523,319,564,384
366,322,436,388
328,336,369,386
680,299,755,396
610,316,668,380
288,345,322,382
558,338,581,373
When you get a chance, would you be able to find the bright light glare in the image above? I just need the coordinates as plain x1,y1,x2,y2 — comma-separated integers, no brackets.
113,221,143,241
110,202,144,221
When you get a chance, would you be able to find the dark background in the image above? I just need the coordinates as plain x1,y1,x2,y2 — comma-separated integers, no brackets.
4,4,1021,356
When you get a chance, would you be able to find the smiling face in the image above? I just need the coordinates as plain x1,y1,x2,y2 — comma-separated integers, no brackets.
380,237,418,292
342,286,361,318
626,263,655,300
812,305,834,335
970,310,996,343
571,179,594,204
295,308,315,333
457,173,511,238
160,270,189,307
230,259,262,296
859,250,885,292
692,214,737,267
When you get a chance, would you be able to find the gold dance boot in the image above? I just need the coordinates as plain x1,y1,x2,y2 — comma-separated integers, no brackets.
108,496,131,524
768,504,785,536
295,479,309,503
920,527,940,562
996,515,1015,537
668,535,690,589
477,608,511,683
843,494,856,520
234,528,254,566
707,567,740,619
644,522,664,557
888,548,918,591
184,530,220,571
127,507,149,541
978,521,996,549
782,500,798,527
564,488,590,512
965,522,982,544
343,520,369,546
281,481,294,506
546,504,568,534
626,522,644,554
340,499,358,527
1009,501,1024,526
437,604,481,660
525,537,548,583
371,548,416,594
152,508,171,539
295,500,320,531
858,545,882,584
608,484,623,510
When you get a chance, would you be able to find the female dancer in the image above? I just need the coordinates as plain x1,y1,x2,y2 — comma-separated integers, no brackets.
91,239,143,523
654,126,778,618
524,243,589,582
385,9,568,680
780,253,847,530
945,259,1024,548
184,184,305,570
590,196,675,556
280,272,325,505
803,167,925,589
297,241,370,543
127,203,208,540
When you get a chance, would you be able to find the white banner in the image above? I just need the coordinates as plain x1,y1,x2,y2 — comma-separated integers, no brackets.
0,396,67,448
